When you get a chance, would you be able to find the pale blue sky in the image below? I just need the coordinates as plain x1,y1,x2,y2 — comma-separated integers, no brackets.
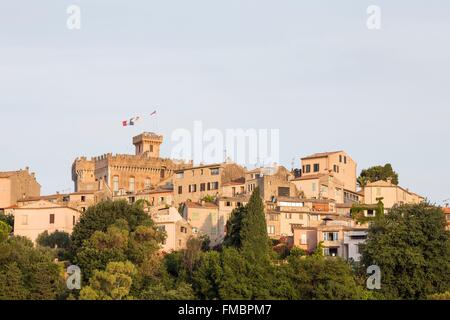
0,1,449,203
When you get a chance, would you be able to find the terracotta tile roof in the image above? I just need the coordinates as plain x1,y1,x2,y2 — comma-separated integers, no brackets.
301,151,342,160
292,173,328,181
443,207,450,214
184,202,219,209
336,203,353,208
0,171,17,178
222,178,246,186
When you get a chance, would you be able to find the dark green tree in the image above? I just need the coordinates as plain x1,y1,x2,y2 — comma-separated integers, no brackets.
284,255,369,300
0,212,14,230
359,163,399,185
0,221,12,242
0,236,65,300
70,200,153,255
360,203,450,299
36,230,71,250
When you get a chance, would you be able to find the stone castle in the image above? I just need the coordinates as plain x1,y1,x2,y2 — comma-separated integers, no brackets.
72,132,192,195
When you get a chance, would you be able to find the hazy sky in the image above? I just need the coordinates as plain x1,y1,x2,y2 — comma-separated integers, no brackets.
1,1,449,203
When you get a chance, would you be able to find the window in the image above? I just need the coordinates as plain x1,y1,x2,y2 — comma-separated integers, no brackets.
178,186,183,194
300,234,307,245
189,184,197,193
333,165,339,173
113,176,119,192
211,182,219,190
324,247,338,257
207,183,211,191
81,207,86,213
200,169,204,175
181,226,187,233
145,178,151,190
285,213,292,219
226,201,232,207
305,165,311,173
367,209,375,216
21,215,28,225
150,145,154,153
200,183,206,192
210,168,220,175
158,225,166,232
269,214,278,221
267,225,275,235
339,155,342,163
129,177,135,192
278,187,290,197
49,214,55,224
302,165,305,173
81,196,86,202
313,163,320,172
323,232,339,241
236,202,242,207
176,172,184,179
344,156,347,164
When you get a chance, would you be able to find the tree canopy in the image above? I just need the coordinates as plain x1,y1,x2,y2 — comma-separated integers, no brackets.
360,203,450,299
358,163,399,186
0,236,66,300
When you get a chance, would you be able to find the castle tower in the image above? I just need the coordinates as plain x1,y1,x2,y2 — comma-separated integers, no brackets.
133,132,163,158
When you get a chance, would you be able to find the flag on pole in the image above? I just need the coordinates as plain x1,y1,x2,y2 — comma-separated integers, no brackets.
150,110,157,116
122,116,140,127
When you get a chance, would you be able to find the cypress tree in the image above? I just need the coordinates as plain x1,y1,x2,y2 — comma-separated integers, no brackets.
240,188,270,260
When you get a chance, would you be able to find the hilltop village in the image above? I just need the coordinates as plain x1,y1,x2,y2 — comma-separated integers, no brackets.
1,132,446,262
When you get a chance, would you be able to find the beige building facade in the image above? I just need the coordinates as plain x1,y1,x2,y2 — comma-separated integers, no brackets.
182,201,223,246
173,163,245,207
363,179,424,209
0,168,41,209
12,200,80,243
301,151,357,192
152,207,192,252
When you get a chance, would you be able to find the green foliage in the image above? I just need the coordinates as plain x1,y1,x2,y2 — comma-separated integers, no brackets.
359,163,399,185
0,236,65,300
427,291,450,300
0,221,12,242
289,247,307,258
79,261,137,300
201,195,216,203
240,188,270,260
360,203,450,299
70,200,153,255
0,212,14,231
284,256,369,300
36,230,71,250
223,206,245,248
